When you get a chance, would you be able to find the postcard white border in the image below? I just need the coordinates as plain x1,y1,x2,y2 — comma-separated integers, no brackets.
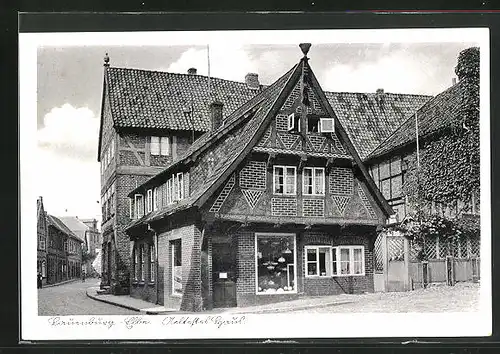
20,27,491,340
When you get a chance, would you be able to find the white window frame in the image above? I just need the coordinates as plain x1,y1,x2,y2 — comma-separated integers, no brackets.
319,118,335,133
151,136,171,156
141,244,146,281
305,245,332,277
134,246,139,281
333,246,365,277
134,194,144,218
171,239,182,297
150,244,155,282
255,233,297,295
153,187,158,211
129,198,133,218
177,173,184,200
303,167,325,196
273,165,297,195
146,189,153,213
167,178,173,205
304,245,365,277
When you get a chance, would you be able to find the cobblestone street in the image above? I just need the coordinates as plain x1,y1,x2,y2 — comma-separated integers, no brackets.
38,278,136,316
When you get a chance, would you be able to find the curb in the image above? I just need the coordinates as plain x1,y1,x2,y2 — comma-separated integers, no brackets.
41,278,80,288
85,288,141,313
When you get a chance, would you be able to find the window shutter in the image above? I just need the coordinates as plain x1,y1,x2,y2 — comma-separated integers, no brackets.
320,118,335,133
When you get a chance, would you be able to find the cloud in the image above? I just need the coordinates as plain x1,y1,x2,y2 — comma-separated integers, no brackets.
37,103,99,160
164,44,258,82
36,148,101,223
36,103,101,223
320,50,444,95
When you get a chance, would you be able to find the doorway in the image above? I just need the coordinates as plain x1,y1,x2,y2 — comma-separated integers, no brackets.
212,242,237,308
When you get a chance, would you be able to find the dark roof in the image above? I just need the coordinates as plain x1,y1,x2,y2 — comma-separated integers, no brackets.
106,67,265,132
103,66,431,161
326,91,431,159
367,81,464,160
125,64,298,230
47,214,84,243
127,66,297,198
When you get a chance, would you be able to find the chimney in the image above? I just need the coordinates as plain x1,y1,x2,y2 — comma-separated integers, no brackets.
376,88,384,96
245,73,260,90
188,67,197,75
455,47,479,81
452,77,457,85
210,101,224,132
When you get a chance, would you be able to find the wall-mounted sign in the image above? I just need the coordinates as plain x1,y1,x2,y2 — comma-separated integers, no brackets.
219,272,228,279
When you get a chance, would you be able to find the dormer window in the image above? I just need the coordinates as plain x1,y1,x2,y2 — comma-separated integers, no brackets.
151,136,170,156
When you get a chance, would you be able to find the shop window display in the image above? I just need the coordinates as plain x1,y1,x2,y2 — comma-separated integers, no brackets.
256,234,296,294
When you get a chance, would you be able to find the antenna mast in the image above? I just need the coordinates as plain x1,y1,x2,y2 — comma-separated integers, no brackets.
207,44,211,96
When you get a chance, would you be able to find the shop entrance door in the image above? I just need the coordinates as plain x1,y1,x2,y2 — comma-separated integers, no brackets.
212,242,237,308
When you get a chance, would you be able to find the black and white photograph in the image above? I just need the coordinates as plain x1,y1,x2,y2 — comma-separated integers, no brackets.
20,27,491,340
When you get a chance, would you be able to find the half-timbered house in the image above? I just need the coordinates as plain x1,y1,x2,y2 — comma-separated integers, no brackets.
123,44,433,311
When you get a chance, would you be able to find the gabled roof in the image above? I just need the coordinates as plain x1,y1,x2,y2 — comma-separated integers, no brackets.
127,55,395,231
47,214,84,243
366,80,464,160
105,67,265,132
327,92,431,159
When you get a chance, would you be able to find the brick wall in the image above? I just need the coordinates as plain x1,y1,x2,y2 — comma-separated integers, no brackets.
302,199,325,217
130,235,158,304
271,197,297,216
275,113,289,132
156,220,210,312
239,160,266,190
300,231,375,295
329,167,354,196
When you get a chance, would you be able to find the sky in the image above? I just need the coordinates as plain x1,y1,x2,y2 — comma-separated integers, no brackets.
36,40,477,226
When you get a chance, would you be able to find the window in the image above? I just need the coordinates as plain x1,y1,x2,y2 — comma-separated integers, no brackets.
256,233,296,294
150,244,155,282
305,245,365,277
151,136,170,156
319,118,335,133
146,189,153,213
273,166,296,195
334,246,365,276
141,245,146,281
41,261,46,277
129,198,133,218
307,116,320,133
171,239,182,296
305,246,331,276
303,167,325,195
64,241,68,252
167,178,173,205
134,194,144,218
370,156,406,222
39,234,46,251
153,187,158,211
287,113,300,132
177,173,184,200
134,246,139,281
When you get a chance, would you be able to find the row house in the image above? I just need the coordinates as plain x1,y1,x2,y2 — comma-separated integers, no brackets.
97,46,429,298
37,197,48,285
122,44,435,311
45,214,84,285
59,217,102,276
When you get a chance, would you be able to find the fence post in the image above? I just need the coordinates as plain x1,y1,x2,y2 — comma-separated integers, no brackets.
382,232,389,292
403,236,410,291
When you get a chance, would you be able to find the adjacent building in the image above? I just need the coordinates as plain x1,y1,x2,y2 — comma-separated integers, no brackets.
45,214,84,285
37,197,48,286
59,216,101,276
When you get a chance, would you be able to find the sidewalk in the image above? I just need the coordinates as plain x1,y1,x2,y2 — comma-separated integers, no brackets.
42,278,79,288
86,286,177,314
210,294,356,314
86,285,357,315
